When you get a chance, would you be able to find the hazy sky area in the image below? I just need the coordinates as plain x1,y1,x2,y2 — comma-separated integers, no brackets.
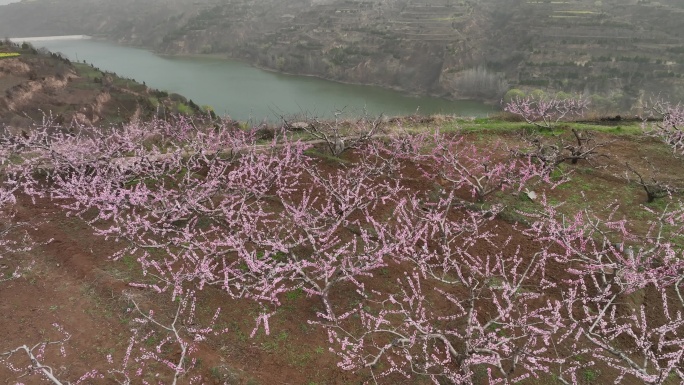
0,0,20,5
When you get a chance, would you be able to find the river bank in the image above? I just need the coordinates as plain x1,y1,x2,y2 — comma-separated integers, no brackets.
15,34,500,108
23,37,495,121
9,35,91,42
159,49,501,107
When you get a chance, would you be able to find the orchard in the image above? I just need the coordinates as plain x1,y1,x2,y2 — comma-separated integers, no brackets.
1,101,683,384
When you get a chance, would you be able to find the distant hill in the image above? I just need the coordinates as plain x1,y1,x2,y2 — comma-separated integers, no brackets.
1,0,683,109
0,40,203,128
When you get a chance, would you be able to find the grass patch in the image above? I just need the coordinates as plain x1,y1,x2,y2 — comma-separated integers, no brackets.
73,62,102,79
176,102,193,115
400,117,642,135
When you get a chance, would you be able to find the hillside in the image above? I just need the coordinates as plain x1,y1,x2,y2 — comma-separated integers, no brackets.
1,0,683,107
2,112,684,384
0,40,204,128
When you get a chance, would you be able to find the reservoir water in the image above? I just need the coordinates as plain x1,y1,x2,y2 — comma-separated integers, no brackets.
23,37,495,122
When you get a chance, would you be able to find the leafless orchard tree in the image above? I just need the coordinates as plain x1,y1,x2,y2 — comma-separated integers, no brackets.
504,95,590,130
282,110,384,156
625,162,680,203
513,128,607,178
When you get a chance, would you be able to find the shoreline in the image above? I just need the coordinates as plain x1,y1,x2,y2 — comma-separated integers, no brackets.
9,35,91,42
18,36,498,119
21,34,499,107
155,51,499,107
